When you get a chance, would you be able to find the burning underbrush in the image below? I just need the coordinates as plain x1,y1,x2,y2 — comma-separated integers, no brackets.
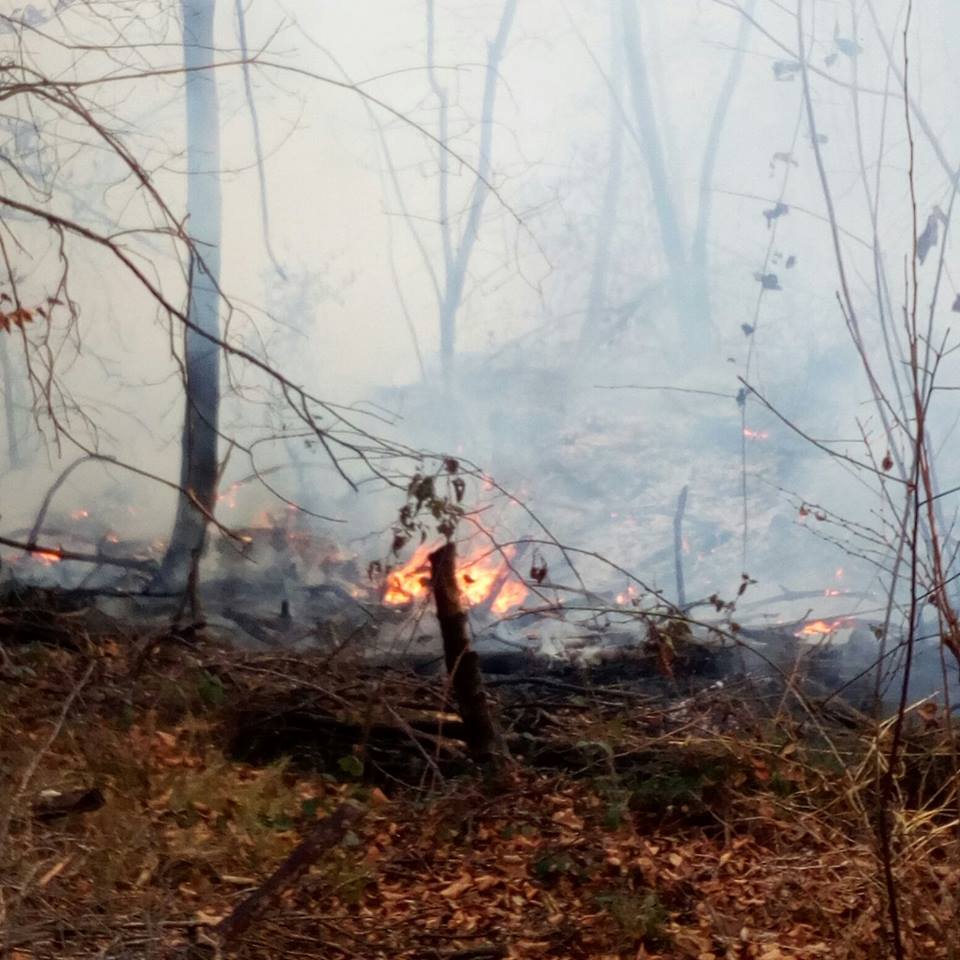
0,497,940,717
0,503,533,617
382,542,529,614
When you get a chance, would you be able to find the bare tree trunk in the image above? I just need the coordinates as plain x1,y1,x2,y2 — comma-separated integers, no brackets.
234,0,285,281
620,0,717,359
689,0,754,337
429,542,505,765
579,2,624,348
0,336,21,469
161,0,223,589
434,0,517,386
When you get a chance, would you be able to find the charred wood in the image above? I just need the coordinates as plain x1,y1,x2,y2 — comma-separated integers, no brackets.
429,543,507,765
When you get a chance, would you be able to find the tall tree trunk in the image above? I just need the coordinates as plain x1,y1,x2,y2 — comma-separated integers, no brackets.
425,0,454,387
621,0,716,359
579,2,624,349
437,0,517,385
161,0,223,588
0,337,21,469
689,0,754,338
234,0,285,280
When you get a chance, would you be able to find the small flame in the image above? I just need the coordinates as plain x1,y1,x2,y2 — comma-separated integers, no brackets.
70,508,90,520
33,550,62,566
743,427,770,440
616,585,639,606
384,544,528,613
795,618,850,638
218,482,242,510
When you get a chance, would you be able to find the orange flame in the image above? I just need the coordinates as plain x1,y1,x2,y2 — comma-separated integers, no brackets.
490,577,528,615
616,585,639,606
743,427,770,440
384,543,528,614
217,482,242,510
33,550,62,566
795,618,850,638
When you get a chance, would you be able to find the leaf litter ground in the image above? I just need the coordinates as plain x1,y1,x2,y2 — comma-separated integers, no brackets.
1,630,958,959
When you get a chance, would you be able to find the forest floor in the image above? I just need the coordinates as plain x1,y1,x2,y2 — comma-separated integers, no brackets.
1,626,958,960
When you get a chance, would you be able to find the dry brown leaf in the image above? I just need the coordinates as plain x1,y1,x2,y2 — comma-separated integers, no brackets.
440,876,472,899
0,307,33,333
368,787,389,807
194,910,227,926
551,808,584,831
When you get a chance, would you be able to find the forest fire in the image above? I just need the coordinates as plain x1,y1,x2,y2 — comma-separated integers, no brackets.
384,543,528,615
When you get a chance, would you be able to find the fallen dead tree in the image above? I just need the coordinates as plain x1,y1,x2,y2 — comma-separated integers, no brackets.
0,534,157,574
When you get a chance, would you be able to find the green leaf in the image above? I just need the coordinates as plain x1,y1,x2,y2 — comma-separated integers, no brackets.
196,670,226,707
337,755,364,779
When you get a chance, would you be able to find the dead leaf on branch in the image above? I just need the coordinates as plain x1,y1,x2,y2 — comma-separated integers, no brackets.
0,307,34,332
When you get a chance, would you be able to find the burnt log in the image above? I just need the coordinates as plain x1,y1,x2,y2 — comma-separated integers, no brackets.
429,542,507,765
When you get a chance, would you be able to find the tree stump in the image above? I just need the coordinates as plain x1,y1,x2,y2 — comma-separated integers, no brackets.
429,542,506,765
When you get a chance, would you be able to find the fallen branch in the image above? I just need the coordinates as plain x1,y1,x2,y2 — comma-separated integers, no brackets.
0,535,156,573
212,801,364,948
27,454,107,546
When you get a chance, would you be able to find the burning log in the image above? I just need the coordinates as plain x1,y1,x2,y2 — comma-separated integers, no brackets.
0,534,157,574
429,542,507,765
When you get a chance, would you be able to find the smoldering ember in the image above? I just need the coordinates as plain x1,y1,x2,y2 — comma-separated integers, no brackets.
2,3,960,959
